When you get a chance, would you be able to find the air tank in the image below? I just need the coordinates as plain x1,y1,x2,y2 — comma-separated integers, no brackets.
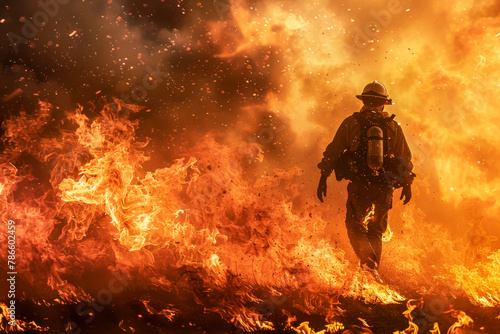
367,126,384,171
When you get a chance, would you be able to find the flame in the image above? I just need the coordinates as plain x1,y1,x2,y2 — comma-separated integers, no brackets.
382,224,393,242
395,298,422,334
396,298,477,334
430,323,441,334
1,102,407,330
326,322,345,333
292,321,344,334
2,0,500,331
447,310,474,334
448,251,500,307
256,320,275,330
0,96,496,330
362,204,376,232
0,303,47,332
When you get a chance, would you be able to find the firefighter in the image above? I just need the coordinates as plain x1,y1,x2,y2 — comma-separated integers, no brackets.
317,81,415,281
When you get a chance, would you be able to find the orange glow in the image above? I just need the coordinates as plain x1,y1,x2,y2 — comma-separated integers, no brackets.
1,0,500,332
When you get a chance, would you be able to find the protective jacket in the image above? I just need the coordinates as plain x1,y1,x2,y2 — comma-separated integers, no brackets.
318,106,414,187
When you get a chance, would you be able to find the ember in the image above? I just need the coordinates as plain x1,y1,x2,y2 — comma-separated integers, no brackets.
0,0,499,333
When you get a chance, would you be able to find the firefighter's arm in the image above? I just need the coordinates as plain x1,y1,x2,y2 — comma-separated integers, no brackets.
317,118,351,202
395,124,415,204
317,118,351,177
394,124,414,179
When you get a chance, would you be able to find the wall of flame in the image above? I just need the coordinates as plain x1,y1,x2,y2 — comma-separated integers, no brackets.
0,0,499,331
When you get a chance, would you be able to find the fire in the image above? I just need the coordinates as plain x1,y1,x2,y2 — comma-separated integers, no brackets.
362,204,376,231
291,321,345,334
1,96,498,331
395,298,425,334
447,310,474,333
382,224,393,242
0,102,404,331
0,303,47,332
430,323,441,334
208,1,500,314
395,298,478,334
1,0,500,332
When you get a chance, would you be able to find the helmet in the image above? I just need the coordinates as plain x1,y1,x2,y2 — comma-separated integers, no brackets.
356,81,393,105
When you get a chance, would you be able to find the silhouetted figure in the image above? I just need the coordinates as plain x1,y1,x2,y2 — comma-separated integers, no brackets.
317,81,415,281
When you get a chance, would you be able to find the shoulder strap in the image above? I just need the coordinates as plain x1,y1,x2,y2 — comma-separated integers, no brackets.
356,110,393,158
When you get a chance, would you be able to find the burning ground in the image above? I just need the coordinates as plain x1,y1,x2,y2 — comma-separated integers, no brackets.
1,0,500,333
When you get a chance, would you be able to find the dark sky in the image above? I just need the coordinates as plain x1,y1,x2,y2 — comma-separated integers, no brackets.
0,0,285,160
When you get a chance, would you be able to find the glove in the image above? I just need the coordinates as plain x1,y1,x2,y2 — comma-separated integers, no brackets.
400,183,412,205
317,174,328,203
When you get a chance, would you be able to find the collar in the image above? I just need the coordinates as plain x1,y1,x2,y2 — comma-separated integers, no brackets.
360,106,391,118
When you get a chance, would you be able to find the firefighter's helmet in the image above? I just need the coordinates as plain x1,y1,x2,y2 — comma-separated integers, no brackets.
356,81,393,105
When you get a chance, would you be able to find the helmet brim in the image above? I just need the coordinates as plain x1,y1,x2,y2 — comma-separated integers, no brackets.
356,94,393,105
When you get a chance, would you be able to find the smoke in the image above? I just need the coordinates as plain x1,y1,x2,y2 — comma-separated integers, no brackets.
1,0,500,320
0,0,283,158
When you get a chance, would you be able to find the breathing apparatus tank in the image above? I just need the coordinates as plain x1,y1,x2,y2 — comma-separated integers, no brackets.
367,126,384,173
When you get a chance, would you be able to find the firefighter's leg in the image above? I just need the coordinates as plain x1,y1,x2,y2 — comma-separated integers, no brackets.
345,182,378,269
367,211,388,268
367,188,393,268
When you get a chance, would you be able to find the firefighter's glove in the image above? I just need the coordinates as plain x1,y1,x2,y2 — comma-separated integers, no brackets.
317,174,328,203
400,183,412,205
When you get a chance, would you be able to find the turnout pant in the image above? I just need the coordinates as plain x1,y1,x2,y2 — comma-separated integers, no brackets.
345,181,393,270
